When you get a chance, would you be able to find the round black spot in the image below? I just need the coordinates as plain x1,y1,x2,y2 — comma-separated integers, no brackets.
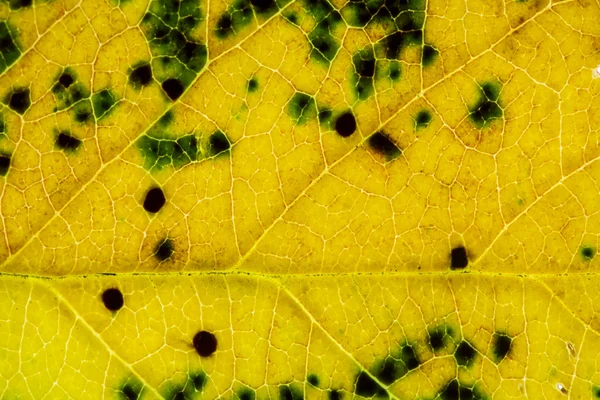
193,330,218,357
129,64,153,87
335,112,356,137
7,87,30,115
450,246,468,269
59,72,74,88
102,288,124,311
162,78,185,101
143,187,166,213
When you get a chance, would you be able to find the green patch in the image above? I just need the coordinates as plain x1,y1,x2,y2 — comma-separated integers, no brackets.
354,371,387,398
247,77,258,93
438,379,486,400
118,376,144,400
581,246,596,261
163,371,207,400
278,384,303,400
92,89,118,120
388,61,401,81
318,107,332,126
428,325,454,352
235,387,256,400
469,81,503,128
0,22,20,74
207,130,230,156
372,343,419,385
137,133,199,170
415,110,431,130
73,100,93,124
307,373,320,387
288,92,316,124
421,44,438,67
2,0,32,11
352,47,375,100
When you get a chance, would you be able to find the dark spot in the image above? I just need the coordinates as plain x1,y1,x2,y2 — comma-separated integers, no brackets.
236,388,256,400
354,54,375,77
155,238,174,261
162,78,185,101
55,131,82,152
307,11,341,64
318,108,332,124
129,63,153,88
328,390,342,400
247,77,258,92
428,325,452,352
401,344,419,370
440,379,459,400
193,330,217,357
278,385,303,400
368,131,401,161
190,372,206,391
159,111,174,126
581,246,595,261
92,89,117,119
421,44,438,67
593,385,600,398
250,0,277,15
119,378,144,400
6,87,30,115
102,288,124,311
7,0,32,10
284,12,298,24
373,344,419,385
455,341,476,367
355,371,387,398
73,100,92,123
208,130,230,156
0,22,20,74
137,134,199,170
439,380,485,400
215,14,234,38
469,82,502,128
389,62,401,81
352,48,375,100
335,111,356,137
0,154,10,176
415,110,431,130
288,92,316,124
307,373,319,387
492,334,512,362
143,187,166,213
450,246,468,269
58,72,75,88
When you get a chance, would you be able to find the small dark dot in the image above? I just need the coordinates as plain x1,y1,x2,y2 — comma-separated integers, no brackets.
355,371,386,398
415,110,432,130
0,154,10,176
193,330,218,357
492,334,512,362
102,288,124,311
581,246,595,261
129,64,153,88
450,246,468,269
247,78,258,92
7,87,30,115
208,130,230,156
143,187,166,213
55,131,82,152
335,111,356,137
59,72,75,88
307,373,319,387
455,341,476,367
155,238,174,261
328,390,342,400
162,78,185,101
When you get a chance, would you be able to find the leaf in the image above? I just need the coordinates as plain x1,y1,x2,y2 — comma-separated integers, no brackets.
0,0,600,398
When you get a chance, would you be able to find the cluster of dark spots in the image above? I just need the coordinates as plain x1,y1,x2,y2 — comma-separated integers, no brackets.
455,341,476,367
335,111,356,137
102,288,124,311
450,246,468,269
52,69,91,114
355,371,387,398
4,0,32,10
307,8,343,64
0,153,11,176
208,130,230,156
328,389,342,400
162,78,185,101
137,133,199,170
155,237,174,261
439,379,486,400
580,246,595,261
352,47,375,100
247,77,258,93
55,131,82,152
193,330,217,357
421,44,438,67
164,371,207,400
119,378,144,400
278,384,303,400
307,373,319,387
92,89,117,119
288,92,316,124
235,387,256,400
492,333,512,362
414,109,431,130
129,63,153,88
5,87,30,115
388,61,401,81
469,82,502,128
373,344,419,385
0,21,20,74
215,0,279,39
367,131,401,161
428,325,453,352
143,186,166,213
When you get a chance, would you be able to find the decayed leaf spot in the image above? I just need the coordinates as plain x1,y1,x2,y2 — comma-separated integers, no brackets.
450,246,469,270
102,287,124,311
143,186,166,213
193,330,217,357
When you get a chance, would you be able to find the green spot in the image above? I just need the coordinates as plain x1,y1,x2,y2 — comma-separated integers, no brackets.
581,246,596,261
247,77,258,93
308,10,342,65
593,385,600,398
278,384,303,400
137,133,199,170
455,341,476,367
163,371,207,400
388,61,401,81
428,325,453,352
318,108,332,125
118,377,144,400
352,47,375,100
354,371,387,398
73,99,93,124
235,387,256,400
439,379,486,400
307,373,319,387
469,81,503,128
288,92,316,124
0,113,6,138
283,11,298,24
492,333,512,362
372,343,419,385
92,89,117,120
159,110,174,127
421,44,438,67
3,0,33,10
415,110,431,130
368,131,401,161
208,130,230,156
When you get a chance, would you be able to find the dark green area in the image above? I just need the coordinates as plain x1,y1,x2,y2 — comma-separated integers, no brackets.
164,371,206,400
469,82,502,128
428,325,453,352
155,237,174,261
351,47,376,100
92,89,117,120
5,87,30,115
235,388,256,400
137,133,199,170
593,385,600,398
415,109,431,130
450,246,468,269
328,390,342,400
118,377,144,400
288,92,316,124
455,341,476,367
0,153,10,176
388,61,401,81
55,131,82,152
581,246,595,261
159,110,174,126
367,131,400,161
372,344,419,385
52,68,91,114
306,3,343,65
307,373,319,387
129,62,153,88
492,334,511,362
73,100,93,124
247,77,258,92
162,78,185,101
421,44,438,67
438,379,486,400
3,0,32,10
283,11,298,24
355,371,387,398
0,21,20,74
278,384,303,400
208,130,230,156
215,0,282,39
318,107,332,125
0,113,5,137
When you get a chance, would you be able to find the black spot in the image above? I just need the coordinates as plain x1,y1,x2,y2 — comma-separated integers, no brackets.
401,344,419,370
492,334,512,362
355,371,387,398
6,87,30,115
439,380,485,400
0,154,10,176
389,62,401,81
250,0,277,14
58,72,75,88
129,63,153,88
335,111,356,137
121,384,141,400
328,390,342,400
455,341,476,367
155,238,174,261
102,288,124,311
278,385,303,400
208,130,230,156
215,14,234,38
307,373,319,387
55,131,82,152
0,21,20,74
162,78,185,101
421,44,438,67
143,187,166,213
374,344,419,385
469,82,502,128
428,326,452,352
581,246,595,261
236,388,256,400
247,77,258,92
7,0,32,10
450,246,468,269
415,110,431,130
440,379,459,400
284,12,298,24
92,89,117,119
368,131,401,161
193,330,217,357
288,92,316,124
354,55,375,77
